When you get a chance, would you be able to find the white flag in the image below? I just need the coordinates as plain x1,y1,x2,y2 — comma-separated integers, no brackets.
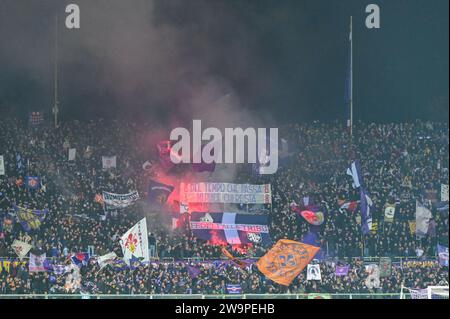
365,264,381,289
68,148,76,161
441,184,449,202
180,202,189,214
11,240,32,259
120,218,149,265
416,201,432,239
102,156,117,170
171,218,179,230
97,252,117,270
307,264,322,281
0,155,5,175
346,160,362,189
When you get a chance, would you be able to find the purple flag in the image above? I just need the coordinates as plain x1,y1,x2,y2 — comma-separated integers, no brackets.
335,265,350,276
186,264,201,279
360,187,373,235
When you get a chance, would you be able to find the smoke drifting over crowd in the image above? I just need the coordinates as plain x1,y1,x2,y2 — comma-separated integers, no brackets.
0,0,448,123
0,0,276,129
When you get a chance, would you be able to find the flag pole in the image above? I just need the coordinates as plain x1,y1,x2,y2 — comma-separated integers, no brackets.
53,14,60,129
349,16,353,136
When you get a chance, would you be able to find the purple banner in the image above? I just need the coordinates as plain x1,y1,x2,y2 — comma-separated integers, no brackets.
335,265,350,276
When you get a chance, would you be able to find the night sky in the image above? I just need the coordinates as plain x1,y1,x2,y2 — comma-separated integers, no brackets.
0,0,448,124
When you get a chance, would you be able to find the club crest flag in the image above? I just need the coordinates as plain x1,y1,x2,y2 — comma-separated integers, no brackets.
256,239,320,286
307,264,322,281
300,210,325,226
29,253,46,272
25,176,41,189
120,218,149,265
0,155,5,175
102,156,117,169
11,240,32,259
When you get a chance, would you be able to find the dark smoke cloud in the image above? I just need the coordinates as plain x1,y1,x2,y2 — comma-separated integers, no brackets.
0,0,282,127
0,0,448,123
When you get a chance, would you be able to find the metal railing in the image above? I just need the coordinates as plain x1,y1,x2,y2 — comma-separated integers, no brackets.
0,293,408,299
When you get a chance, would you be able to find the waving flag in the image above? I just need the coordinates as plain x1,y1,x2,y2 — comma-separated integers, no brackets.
256,239,320,286
25,176,41,189
97,252,117,270
52,264,70,275
190,212,270,245
339,200,358,213
360,188,373,235
346,160,363,189
335,265,350,276
147,180,174,205
14,205,48,232
186,264,202,279
120,218,149,265
301,231,324,260
71,253,90,268
300,210,325,226
221,247,249,269
11,240,32,259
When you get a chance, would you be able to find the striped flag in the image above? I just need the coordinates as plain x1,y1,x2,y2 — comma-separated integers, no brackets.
346,160,363,189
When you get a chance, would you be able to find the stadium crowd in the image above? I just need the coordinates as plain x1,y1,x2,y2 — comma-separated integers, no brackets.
0,118,448,296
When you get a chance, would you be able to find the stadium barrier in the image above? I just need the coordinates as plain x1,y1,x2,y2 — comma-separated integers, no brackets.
0,293,407,299
0,256,439,263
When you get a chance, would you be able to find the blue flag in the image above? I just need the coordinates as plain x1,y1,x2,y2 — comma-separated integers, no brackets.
25,176,41,189
71,253,90,268
14,205,48,232
147,180,174,205
226,284,242,294
302,231,325,260
360,188,373,235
